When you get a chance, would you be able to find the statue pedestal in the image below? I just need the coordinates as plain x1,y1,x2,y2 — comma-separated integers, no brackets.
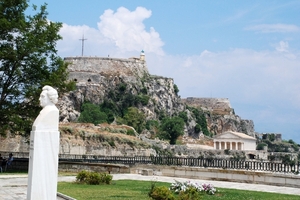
27,130,60,200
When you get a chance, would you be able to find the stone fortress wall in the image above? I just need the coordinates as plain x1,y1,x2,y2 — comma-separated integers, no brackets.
181,97,233,115
64,53,148,84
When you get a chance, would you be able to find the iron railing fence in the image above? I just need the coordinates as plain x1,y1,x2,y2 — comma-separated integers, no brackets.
1,151,299,174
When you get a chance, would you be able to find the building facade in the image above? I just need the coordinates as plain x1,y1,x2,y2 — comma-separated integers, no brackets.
213,131,256,151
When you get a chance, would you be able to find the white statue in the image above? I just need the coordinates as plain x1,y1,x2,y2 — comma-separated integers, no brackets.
32,85,59,131
27,85,60,200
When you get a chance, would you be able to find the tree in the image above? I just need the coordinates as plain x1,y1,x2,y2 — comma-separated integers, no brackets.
123,107,145,133
160,116,184,145
78,103,107,125
0,0,74,136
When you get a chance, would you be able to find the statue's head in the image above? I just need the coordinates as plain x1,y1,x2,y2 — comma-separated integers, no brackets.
39,85,58,107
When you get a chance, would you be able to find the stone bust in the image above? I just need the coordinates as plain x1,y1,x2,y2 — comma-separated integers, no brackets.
32,85,59,131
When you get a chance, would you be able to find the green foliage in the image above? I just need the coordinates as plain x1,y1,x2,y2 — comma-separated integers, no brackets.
148,184,175,200
146,120,159,130
118,83,127,92
160,116,184,144
188,107,211,137
281,155,296,166
256,143,267,150
86,172,101,185
103,83,150,118
263,139,290,152
78,102,108,125
0,0,74,136
268,134,275,142
178,111,188,123
126,129,136,136
123,107,146,133
136,94,150,105
76,170,89,183
178,187,201,200
99,172,113,184
173,84,179,95
194,124,201,133
224,149,230,155
76,170,113,185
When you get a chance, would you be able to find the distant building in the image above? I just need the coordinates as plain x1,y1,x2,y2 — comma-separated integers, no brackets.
213,131,256,151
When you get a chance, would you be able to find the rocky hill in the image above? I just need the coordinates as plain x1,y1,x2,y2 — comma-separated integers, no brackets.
59,54,254,140
182,97,255,137
0,54,257,155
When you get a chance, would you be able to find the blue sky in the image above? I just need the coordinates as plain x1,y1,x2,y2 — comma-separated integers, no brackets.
29,0,300,142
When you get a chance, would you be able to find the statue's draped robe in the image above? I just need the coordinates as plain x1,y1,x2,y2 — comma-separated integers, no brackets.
27,105,60,200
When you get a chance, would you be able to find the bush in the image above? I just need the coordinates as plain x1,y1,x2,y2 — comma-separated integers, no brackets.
194,124,201,133
126,129,135,136
149,184,175,200
78,102,108,125
86,172,101,185
76,170,89,183
100,172,113,184
256,143,267,150
76,171,113,185
173,84,179,95
178,187,201,200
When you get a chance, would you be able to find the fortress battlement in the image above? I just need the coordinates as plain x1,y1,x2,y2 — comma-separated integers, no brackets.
64,52,148,83
182,97,233,115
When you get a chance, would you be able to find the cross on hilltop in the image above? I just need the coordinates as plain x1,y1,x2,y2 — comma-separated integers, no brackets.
79,35,87,56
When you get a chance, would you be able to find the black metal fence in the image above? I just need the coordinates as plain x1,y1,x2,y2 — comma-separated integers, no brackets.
1,151,299,174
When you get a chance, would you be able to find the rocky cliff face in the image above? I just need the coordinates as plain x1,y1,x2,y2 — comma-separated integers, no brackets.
0,55,256,154
182,97,255,137
59,56,255,140
59,56,184,123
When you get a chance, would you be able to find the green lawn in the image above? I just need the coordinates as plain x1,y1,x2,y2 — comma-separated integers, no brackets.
57,180,300,200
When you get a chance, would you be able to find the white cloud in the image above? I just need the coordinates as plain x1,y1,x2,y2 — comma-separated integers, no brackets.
245,23,300,33
275,41,289,52
97,7,164,55
57,7,164,58
148,48,300,111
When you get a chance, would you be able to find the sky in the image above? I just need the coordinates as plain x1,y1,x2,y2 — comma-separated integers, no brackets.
28,0,300,143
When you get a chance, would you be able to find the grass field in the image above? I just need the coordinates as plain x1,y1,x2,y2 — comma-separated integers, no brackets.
57,180,300,200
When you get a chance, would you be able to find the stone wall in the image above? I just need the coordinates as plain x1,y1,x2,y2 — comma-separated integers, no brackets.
64,56,149,83
131,164,300,188
181,97,232,115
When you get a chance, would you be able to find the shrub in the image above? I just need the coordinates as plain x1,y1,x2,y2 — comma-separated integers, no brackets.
178,187,201,200
178,111,188,123
100,172,113,184
173,84,179,95
149,184,175,200
76,170,89,183
194,124,201,133
126,129,135,136
137,94,150,105
256,143,267,150
76,171,113,185
86,172,101,185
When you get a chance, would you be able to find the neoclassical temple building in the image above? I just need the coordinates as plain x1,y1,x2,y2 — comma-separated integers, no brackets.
213,131,256,151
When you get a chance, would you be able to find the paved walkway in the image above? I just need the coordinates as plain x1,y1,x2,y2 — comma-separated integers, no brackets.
1,174,300,199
